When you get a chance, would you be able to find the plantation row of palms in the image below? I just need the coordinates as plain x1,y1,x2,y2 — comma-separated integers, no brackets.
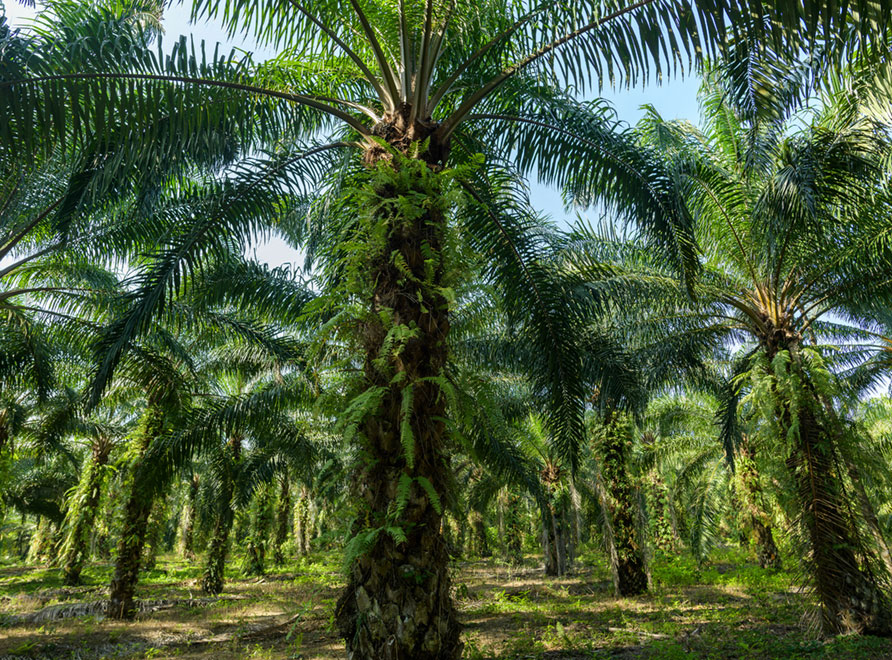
2,0,892,658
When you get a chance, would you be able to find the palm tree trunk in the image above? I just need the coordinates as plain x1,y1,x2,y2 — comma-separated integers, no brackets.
273,475,291,565
107,406,164,619
244,485,272,576
543,507,569,576
27,517,58,564
568,485,581,566
751,517,781,570
503,492,523,565
61,440,111,585
541,464,568,577
542,508,556,575
334,160,461,660
93,479,117,561
595,411,648,597
735,436,782,570
647,472,677,552
294,495,310,556
202,509,231,595
470,510,491,558
791,402,892,636
541,500,569,576
763,350,892,636
768,345,892,636
202,436,239,595
179,474,199,562
16,512,28,559
441,514,461,559
564,500,577,567
142,498,167,571
106,490,153,617
294,490,309,556
454,511,467,557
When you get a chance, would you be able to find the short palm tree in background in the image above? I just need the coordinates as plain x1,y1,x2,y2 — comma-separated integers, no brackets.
59,401,134,586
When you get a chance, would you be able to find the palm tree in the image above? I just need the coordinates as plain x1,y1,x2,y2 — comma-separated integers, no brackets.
105,324,310,613
177,472,200,561
589,407,650,595
271,472,292,565
570,83,892,635
640,390,781,568
3,360,124,571
180,368,316,594
0,139,125,466
58,402,133,585
513,414,574,576
6,324,139,585
1,393,82,558
6,1,892,656
104,344,190,618
561,222,787,568
640,394,722,563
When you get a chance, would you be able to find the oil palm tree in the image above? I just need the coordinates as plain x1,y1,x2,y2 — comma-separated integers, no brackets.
0,142,123,435
103,333,193,618
568,83,892,635
57,399,133,585
100,246,313,616
173,363,318,595
6,1,892,656
0,334,119,568
588,406,651,594
641,390,783,568
561,220,790,569
1,388,83,537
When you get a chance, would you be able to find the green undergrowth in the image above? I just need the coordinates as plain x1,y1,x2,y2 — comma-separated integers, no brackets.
2,548,892,659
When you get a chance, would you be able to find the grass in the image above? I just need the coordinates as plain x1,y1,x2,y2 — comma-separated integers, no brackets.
1,548,891,659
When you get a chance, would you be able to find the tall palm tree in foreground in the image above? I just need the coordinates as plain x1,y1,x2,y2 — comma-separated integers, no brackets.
5,1,892,656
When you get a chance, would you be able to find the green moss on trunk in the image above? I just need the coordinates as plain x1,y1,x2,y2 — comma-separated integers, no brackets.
334,157,461,660
594,411,648,597
61,439,111,585
107,405,165,619
273,476,291,566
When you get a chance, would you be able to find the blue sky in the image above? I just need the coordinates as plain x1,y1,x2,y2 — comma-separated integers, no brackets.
5,0,703,268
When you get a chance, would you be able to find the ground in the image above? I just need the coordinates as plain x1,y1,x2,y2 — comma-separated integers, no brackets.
2,549,892,659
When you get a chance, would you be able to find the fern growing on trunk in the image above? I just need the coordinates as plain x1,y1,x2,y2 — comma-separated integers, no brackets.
333,156,462,659
107,404,166,619
61,438,112,585
592,411,649,596
750,349,892,635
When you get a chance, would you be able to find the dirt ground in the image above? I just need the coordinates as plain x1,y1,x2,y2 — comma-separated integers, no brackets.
2,550,892,659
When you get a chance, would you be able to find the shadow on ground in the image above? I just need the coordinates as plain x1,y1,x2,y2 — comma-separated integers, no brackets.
2,550,892,659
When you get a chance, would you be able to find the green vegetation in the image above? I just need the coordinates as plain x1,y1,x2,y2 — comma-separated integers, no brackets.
2,0,892,658
4,550,892,659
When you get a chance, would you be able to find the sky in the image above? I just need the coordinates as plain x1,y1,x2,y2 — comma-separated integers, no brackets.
3,0,703,270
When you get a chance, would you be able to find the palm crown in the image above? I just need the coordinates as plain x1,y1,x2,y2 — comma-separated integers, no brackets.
631,85,892,363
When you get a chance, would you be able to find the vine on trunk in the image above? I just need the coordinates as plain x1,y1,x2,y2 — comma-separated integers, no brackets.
327,148,471,659
592,410,649,596
747,348,892,636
